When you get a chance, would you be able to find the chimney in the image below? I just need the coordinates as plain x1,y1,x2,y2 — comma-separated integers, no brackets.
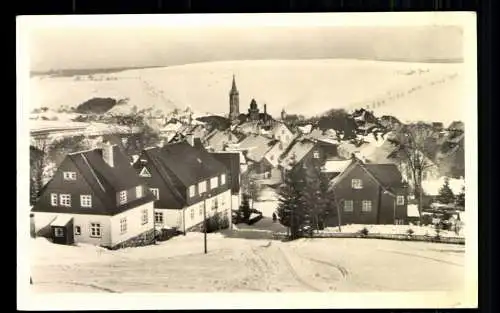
186,133,194,147
101,141,115,167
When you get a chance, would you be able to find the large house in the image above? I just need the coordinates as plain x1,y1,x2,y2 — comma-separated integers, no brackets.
132,141,232,233
203,129,240,152
236,134,276,178
31,143,156,249
209,151,242,210
328,157,409,226
279,137,342,178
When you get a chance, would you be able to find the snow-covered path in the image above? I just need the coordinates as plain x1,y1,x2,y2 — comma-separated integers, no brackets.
30,234,465,294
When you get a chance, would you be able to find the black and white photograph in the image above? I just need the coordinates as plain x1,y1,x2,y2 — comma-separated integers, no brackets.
17,12,477,309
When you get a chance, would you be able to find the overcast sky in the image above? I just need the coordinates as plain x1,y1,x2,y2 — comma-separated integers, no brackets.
29,25,463,71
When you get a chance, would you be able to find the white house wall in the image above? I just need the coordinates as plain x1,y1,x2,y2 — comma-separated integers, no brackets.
33,212,112,247
156,190,232,231
110,202,155,247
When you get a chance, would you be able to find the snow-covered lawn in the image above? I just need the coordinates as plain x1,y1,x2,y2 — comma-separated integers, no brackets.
30,231,466,296
322,224,464,238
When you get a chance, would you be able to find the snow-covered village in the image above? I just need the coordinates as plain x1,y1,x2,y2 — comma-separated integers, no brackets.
19,13,477,309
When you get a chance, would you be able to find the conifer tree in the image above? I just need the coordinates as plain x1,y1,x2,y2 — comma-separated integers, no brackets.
455,185,465,208
277,156,306,240
436,177,455,205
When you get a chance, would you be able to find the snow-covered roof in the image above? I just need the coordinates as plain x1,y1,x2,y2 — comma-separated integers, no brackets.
50,215,73,227
322,159,352,173
298,124,313,134
407,204,420,217
317,137,340,145
161,122,183,133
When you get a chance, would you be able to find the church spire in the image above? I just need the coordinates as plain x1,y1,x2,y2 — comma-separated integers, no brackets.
229,74,240,121
230,74,238,94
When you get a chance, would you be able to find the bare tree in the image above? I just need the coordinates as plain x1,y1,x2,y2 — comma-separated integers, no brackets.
30,138,51,205
388,124,436,223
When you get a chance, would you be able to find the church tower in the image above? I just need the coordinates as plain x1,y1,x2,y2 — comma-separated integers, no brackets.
229,74,240,121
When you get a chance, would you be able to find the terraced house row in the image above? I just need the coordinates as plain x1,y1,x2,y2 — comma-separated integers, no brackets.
31,139,239,249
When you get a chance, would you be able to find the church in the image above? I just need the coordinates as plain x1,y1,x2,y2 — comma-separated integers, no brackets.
228,75,273,126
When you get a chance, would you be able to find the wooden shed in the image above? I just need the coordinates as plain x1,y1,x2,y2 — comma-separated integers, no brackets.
50,216,74,245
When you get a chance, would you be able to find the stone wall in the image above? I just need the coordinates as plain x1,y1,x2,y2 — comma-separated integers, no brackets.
109,229,156,250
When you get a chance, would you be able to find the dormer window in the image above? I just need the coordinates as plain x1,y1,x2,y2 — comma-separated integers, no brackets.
210,177,219,189
189,185,196,198
351,179,363,189
198,181,207,194
313,151,320,159
63,172,76,180
139,166,151,178
136,186,143,198
119,190,127,205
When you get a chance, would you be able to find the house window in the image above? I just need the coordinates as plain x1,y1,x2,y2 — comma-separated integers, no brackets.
212,198,218,210
141,209,148,225
270,155,274,161
150,188,159,200
121,137,128,146
397,195,405,205
199,204,203,216
221,195,225,207
63,172,76,180
189,185,196,198
221,174,226,185
50,193,58,206
362,200,372,212
120,218,127,234
80,195,92,208
190,209,195,220
351,179,363,189
90,223,102,238
210,177,219,189
139,166,151,178
198,181,207,194
54,227,64,237
119,190,127,205
282,129,285,135
155,212,164,224
59,194,71,207
136,186,143,198
74,226,81,235
313,151,320,159
343,200,354,213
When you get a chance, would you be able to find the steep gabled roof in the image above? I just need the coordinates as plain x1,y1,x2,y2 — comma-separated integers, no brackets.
149,142,228,189
68,146,149,208
279,138,316,169
237,134,275,162
33,145,155,215
364,164,403,187
330,158,404,196
142,147,186,208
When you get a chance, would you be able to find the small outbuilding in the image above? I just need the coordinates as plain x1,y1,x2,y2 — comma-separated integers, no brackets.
50,216,74,245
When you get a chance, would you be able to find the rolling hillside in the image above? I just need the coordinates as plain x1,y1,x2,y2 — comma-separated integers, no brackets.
29,59,466,125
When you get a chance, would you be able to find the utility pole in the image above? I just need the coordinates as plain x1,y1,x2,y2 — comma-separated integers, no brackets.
203,196,207,254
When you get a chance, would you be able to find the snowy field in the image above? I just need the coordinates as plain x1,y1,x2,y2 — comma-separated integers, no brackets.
30,231,466,295
29,59,465,124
